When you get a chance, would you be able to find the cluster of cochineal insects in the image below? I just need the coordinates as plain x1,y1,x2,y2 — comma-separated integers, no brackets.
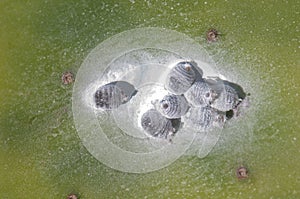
93,61,248,141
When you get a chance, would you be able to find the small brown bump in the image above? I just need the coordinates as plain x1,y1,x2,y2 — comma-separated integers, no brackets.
67,194,78,199
206,28,219,42
162,103,169,109
185,65,191,71
62,71,74,85
236,166,248,179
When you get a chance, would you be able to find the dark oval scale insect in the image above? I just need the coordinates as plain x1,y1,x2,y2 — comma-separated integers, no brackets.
94,81,137,110
155,94,189,119
210,84,240,112
141,109,175,139
165,61,199,94
184,80,217,107
185,106,226,131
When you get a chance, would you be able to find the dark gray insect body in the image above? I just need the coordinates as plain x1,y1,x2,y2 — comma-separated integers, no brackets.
185,106,226,131
210,84,240,112
155,94,189,119
94,81,137,110
185,80,217,107
141,109,175,139
165,61,199,94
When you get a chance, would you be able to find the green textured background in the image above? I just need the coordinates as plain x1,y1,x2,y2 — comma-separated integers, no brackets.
0,0,299,198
